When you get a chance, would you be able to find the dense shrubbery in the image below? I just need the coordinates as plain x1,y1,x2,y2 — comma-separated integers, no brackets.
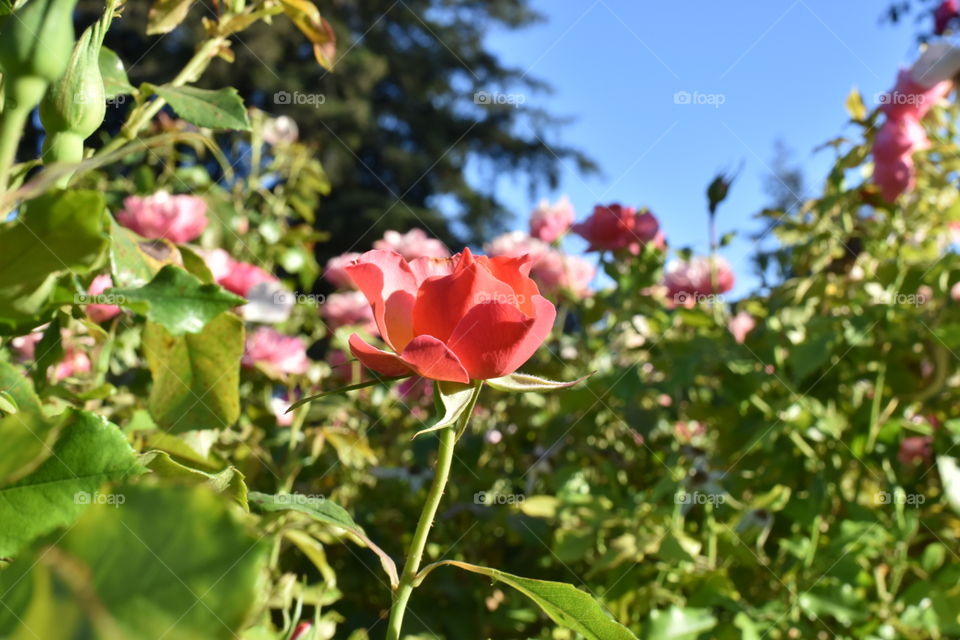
2,1,960,639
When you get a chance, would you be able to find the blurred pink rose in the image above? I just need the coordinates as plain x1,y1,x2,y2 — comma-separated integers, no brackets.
374,228,449,260
935,0,959,35
529,195,574,243
898,435,933,466
951,280,960,301
572,204,660,254
322,291,377,332
262,115,299,146
243,327,310,376
728,311,756,344
11,331,91,381
663,256,735,305
218,261,277,297
484,231,550,263
116,191,208,243
531,250,595,298
874,155,916,203
881,69,952,121
874,116,929,161
291,622,312,640
85,274,121,324
199,249,233,282
324,252,362,289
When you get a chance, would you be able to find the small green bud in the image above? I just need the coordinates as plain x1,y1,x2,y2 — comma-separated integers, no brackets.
0,0,79,86
40,25,106,140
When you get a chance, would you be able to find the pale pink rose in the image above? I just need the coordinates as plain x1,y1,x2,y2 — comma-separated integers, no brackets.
54,347,91,381
675,420,705,442
322,291,377,332
242,327,310,376
728,311,756,344
218,261,277,297
898,435,933,466
874,155,916,203
531,250,595,298
663,256,735,305
529,195,574,243
374,228,450,260
11,331,92,381
116,191,208,243
324,252,362,289
484,231,550,263
85,274,121,324
951,280,960,301
270,393,295,427
200,249,233,282
873,115,929,161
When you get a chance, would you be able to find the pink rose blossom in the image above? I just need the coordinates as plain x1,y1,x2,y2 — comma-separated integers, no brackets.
531,250,595,298
242,327,310,376
572,204,660,254
200,249,233,282
218,261,277,297
882,69,952,122
374,228,449,260
951,280,960,301
324,252,362,289
728,311,756,344
663,256,735,305
116,191,208,243
11,331,91,381
322,291,377,332
262,115,299,146
529,195,574,243
85,274,121,324
484,231,550,263
873,115,929,161
898,435,933,466
874,155,916,203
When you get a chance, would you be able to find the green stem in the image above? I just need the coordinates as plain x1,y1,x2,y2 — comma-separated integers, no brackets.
0,105,29,193
386,382,480,640
865,361,887,454
95,37,225,158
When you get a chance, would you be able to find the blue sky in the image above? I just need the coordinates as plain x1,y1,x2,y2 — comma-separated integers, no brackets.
474,0,925,296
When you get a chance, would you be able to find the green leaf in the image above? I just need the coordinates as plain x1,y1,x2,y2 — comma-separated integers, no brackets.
0,361,67,485
0,484,268,640
147,0,196,35
415,561,637,640
845,87,866,121
99,46,134,98
412,380,480,439
249,491,399,589
644,606,717,640
109,265,245,335
486,371,593,393
0,410,141,557
109,223,169,288
143,312,243,433
0,190,107,325
150,84,251,131
140,450,248,509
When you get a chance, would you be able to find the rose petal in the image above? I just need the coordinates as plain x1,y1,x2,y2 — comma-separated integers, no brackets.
399,335,470,383
348,334,414,377
412,248,515,342
445,296,556,380
345,250,418,350
477,254,539,316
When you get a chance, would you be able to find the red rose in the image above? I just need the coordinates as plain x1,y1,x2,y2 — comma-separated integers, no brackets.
345,248,556,382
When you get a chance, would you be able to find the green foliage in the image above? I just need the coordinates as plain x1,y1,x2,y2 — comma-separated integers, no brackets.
148,84,252,131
